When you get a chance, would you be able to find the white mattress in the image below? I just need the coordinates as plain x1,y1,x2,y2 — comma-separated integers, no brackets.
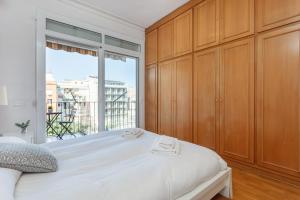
14,129,227,200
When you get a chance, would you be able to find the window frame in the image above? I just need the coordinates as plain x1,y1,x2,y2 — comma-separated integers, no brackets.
36,11,144,144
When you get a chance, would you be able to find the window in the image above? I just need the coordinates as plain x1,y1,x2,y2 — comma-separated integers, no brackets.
38,18,142,143
46,41,99,142
104,52,138,130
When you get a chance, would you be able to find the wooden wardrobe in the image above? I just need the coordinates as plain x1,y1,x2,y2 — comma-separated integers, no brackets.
145,0,300,185
193,38,254,162
256,23,300,178
158,55,193,142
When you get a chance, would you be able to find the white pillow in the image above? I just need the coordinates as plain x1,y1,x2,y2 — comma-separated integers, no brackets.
0,168,22,200
0,136,25,200
0,136,26,144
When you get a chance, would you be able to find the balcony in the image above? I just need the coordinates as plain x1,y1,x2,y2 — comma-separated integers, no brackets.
46,100,136,142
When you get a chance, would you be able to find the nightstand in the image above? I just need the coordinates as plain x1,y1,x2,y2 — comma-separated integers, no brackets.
0,132,34,143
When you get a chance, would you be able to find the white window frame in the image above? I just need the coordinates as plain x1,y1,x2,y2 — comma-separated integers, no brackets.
36,10,144,144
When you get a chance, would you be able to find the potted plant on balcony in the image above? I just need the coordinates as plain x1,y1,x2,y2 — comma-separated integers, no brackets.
48,105,53,113
15,120,30,134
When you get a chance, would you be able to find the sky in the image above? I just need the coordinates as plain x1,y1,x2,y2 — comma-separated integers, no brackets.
46,48,137,88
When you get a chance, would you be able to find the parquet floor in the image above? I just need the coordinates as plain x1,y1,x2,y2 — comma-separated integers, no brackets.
212,167,300,200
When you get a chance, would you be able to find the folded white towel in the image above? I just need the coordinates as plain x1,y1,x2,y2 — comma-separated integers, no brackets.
151,135,181,155
121,129,144,139
158,135,176,149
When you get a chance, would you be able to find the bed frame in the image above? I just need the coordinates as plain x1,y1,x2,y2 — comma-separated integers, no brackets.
178,168,232,200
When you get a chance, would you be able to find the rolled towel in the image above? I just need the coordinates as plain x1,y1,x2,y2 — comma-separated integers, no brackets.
121,129,144,139
151,135,180,155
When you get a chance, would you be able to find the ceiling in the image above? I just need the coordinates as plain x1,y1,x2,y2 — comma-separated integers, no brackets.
69,0,189,28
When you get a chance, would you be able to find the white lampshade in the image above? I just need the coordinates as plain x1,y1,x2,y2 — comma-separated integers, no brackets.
0,85,8,106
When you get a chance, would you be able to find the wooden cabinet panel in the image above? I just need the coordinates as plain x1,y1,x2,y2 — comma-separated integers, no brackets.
157,55,193,141
220,38,254,163
194,48,219,150
174,9,193,57
145,30,157,65
257,24,300,176
256,0,300,32
158,21,174,61
145,65,157,132
220,0,254,43
158,60,174,136
174,55,193,142
194,0,219,51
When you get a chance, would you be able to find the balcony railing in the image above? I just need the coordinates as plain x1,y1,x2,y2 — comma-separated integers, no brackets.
46,100,136,138
105,101,136,131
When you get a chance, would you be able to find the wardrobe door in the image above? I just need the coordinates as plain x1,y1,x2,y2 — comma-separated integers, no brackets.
145,65,157,132
194,48,219,151
158,21,174,61
257,24,300,177
220,0,254,43
256,0,300,32
194,0,219,51
158,60,174,136
220,38,254,163
145,29,158,65
174,9,193,57
174,55,193,142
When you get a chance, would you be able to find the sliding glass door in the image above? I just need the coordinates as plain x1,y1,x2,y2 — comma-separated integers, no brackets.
45,46,139,141
37,18,142,143
104,52,138,130
45,42,99,141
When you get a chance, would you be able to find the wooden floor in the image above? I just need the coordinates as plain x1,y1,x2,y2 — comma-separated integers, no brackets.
212,167,300,200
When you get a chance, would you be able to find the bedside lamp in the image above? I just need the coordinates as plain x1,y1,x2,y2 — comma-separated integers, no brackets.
0,85,8,106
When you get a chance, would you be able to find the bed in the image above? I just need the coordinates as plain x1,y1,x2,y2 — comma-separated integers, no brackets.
12,129,232,200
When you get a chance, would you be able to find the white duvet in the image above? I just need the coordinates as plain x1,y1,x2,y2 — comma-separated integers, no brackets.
11,129,227,200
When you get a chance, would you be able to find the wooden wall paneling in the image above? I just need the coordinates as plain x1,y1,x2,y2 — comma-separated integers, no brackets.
158,20,174,61
219,0,254,43
145,65,157,132
194,0,220,51
158,60,174,136
174,55,193,142
145,29,158,65
174,9,193,57
256,23,300,177
193,48,220,151
220,38,254,163
256,0,300,32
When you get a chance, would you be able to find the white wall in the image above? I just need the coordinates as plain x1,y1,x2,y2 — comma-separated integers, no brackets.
0,0,145,140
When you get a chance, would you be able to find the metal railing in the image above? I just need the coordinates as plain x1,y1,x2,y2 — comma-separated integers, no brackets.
46,99,136,137
46,101,98,137
105,100,136,131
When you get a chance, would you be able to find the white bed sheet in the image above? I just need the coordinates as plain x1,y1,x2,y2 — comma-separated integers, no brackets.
14,130,227,200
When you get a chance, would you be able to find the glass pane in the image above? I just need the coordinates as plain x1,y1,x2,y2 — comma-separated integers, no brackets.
104,52,138,130
46,19,102,43
105,35,141,52
46,43,99,142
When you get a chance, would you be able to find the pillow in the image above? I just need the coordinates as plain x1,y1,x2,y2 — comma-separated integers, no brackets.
0,136,27,144
0,168,22,200
0,137,25,199
0,143,58,173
